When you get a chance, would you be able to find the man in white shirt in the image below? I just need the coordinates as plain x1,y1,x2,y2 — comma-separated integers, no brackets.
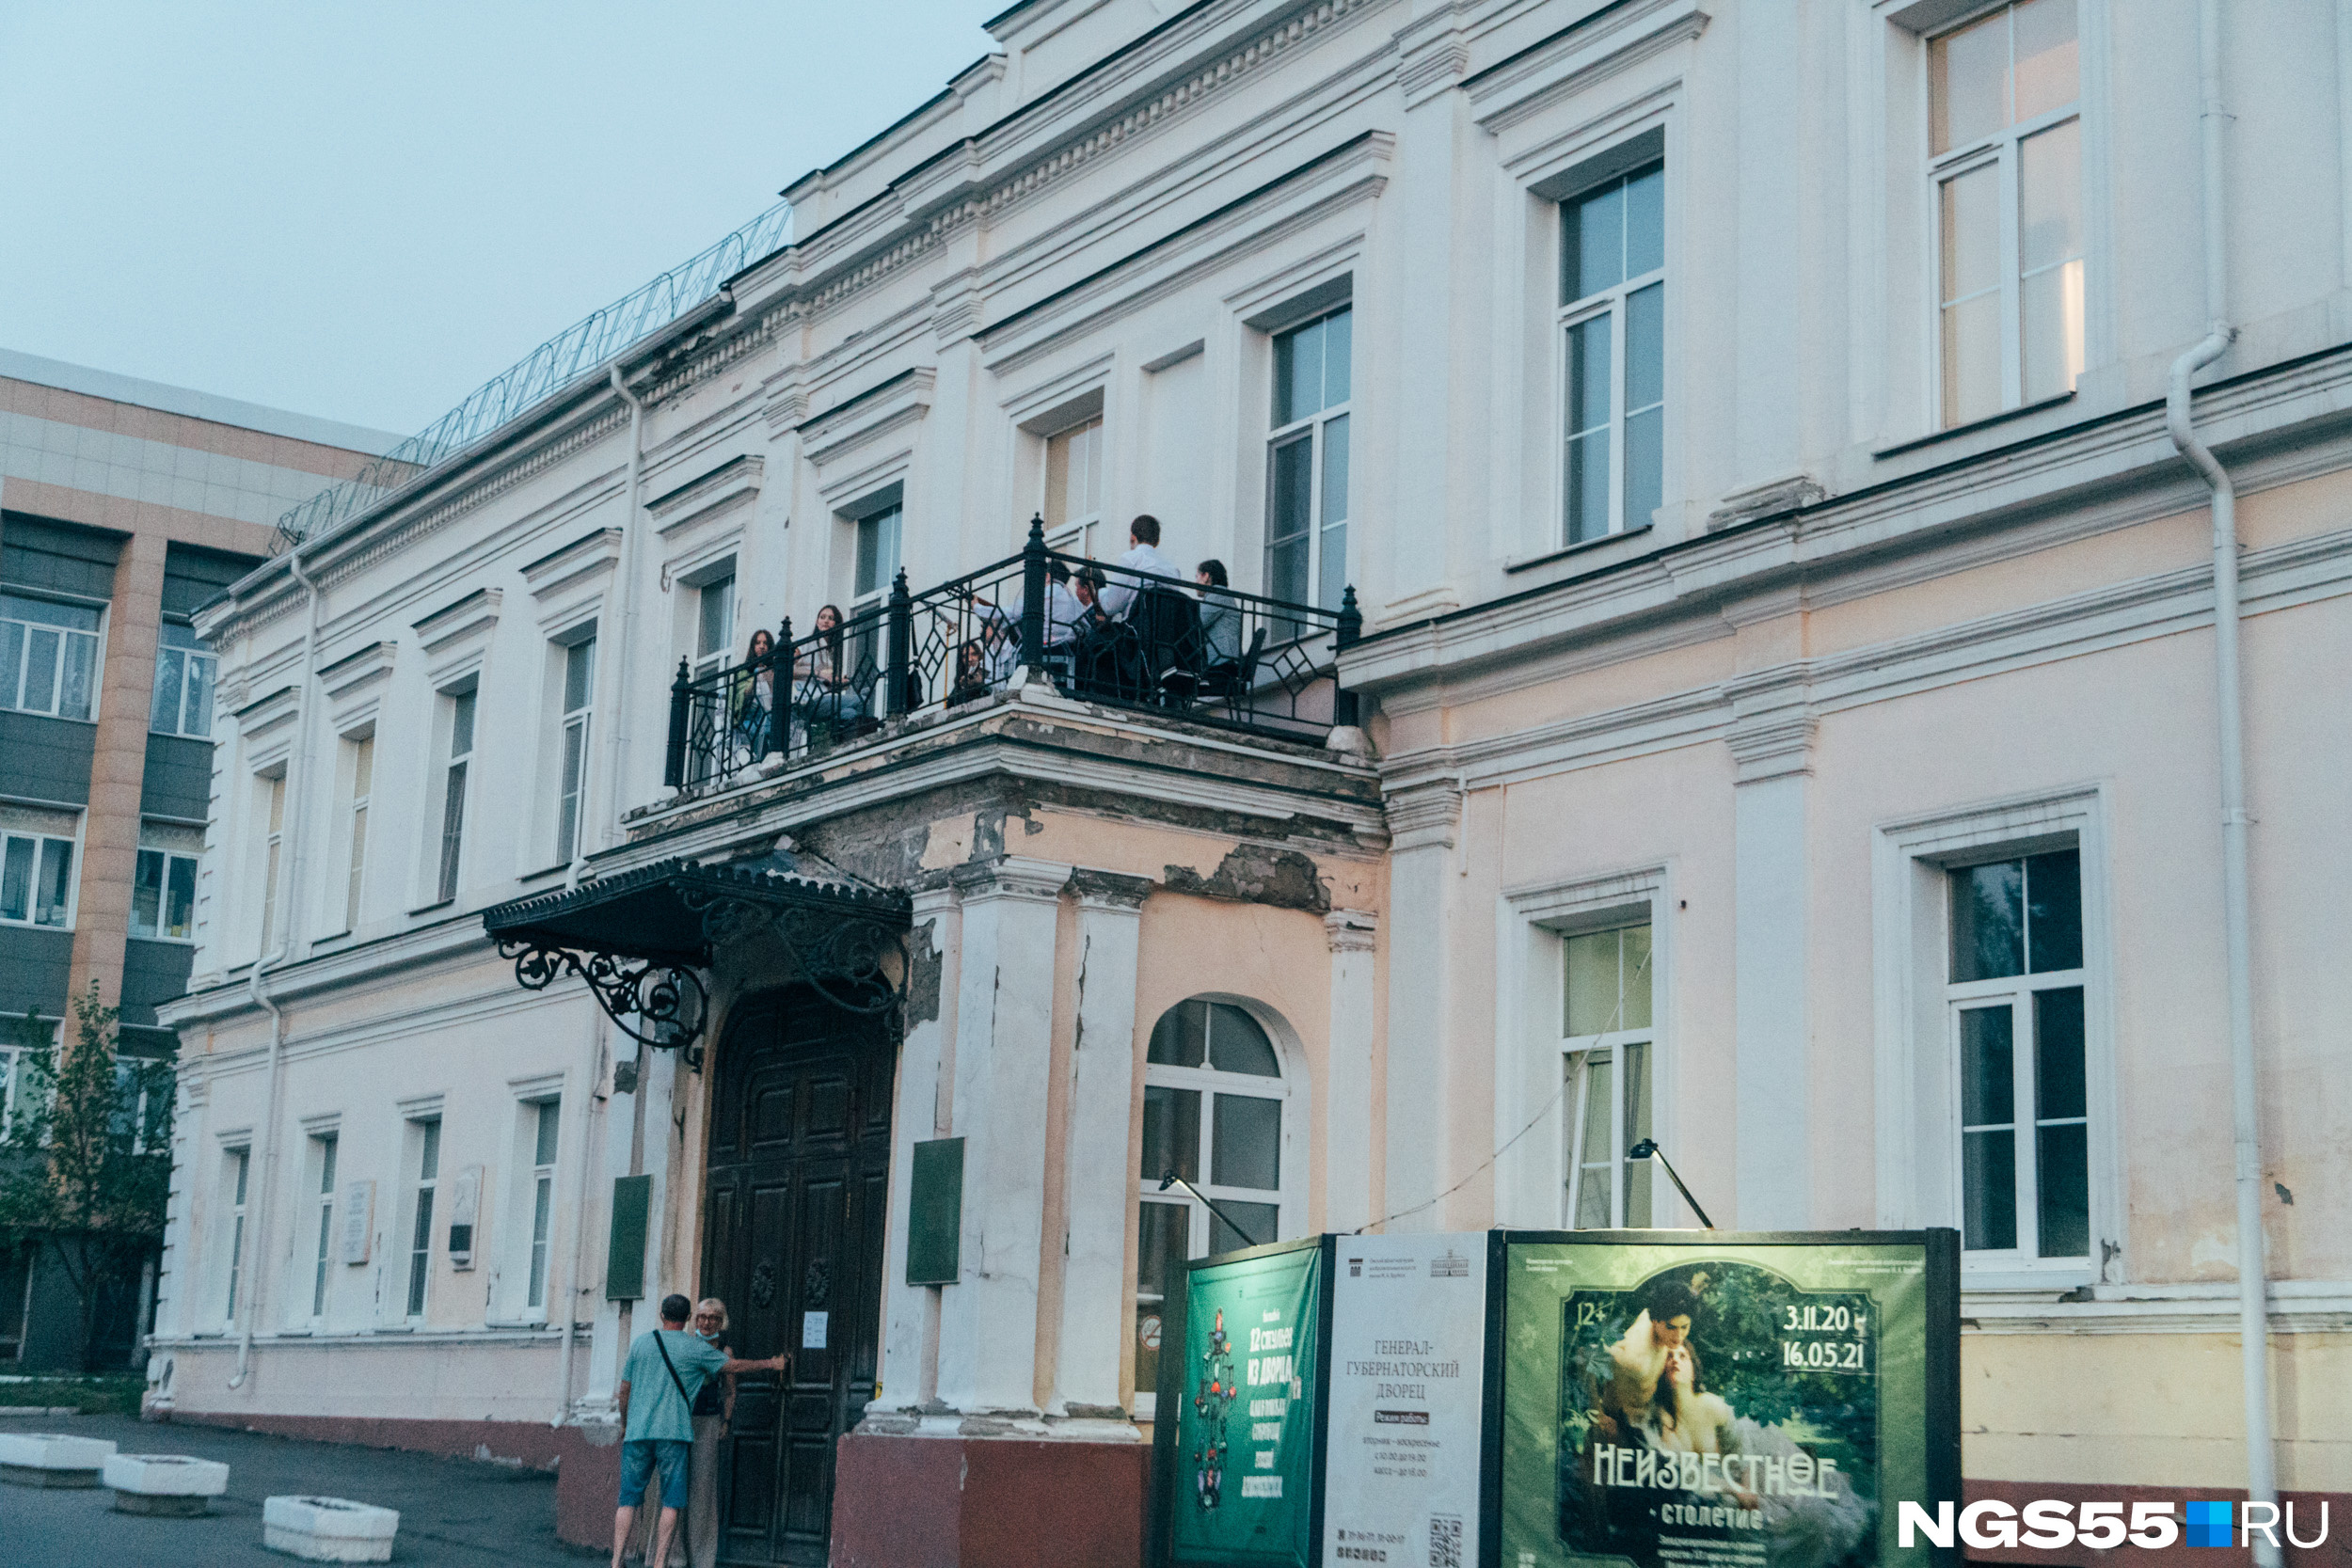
1098,515,1180,621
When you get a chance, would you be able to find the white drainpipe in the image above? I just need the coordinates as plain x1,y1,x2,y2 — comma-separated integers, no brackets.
2164,4,2279,1556
230,543,323,1388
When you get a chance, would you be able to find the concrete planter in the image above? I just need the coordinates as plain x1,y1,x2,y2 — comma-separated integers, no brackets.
103,1452,232,1515
262,1495,401,1562
0,1432,119,1488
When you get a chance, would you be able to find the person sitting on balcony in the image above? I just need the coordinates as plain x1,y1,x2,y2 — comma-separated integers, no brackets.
1097,514,1178,621
1195,560,1242,673
1068,564,1125,697
793,604,866,736
731,628,778,759
1042,559,1089,650
948,641,993,706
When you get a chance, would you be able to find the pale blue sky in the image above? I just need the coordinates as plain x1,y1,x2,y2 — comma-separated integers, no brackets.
0,2,1000,436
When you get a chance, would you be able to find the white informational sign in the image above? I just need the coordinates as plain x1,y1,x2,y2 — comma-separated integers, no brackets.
801,1310,829,1350
1323,1233,1488,1568
446,1165,482,1269
338,1179,374,1265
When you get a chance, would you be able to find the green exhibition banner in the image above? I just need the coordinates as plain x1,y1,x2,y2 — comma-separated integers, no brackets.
1494,1231,1960,1568
1168,1238,1327,1568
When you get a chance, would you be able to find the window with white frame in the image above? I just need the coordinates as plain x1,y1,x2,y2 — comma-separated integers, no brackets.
132,821,202,942
308,1132,339,1321
1559,162,1664,546
1947,847,2088,1260
1135,999,1292,1407
343,734,373,932
851,504,902,618
1041,413,1105,557
1266,309,1350,609
1931,0,2082,428
692,573,736,684
0,592,101,721
259,773,286,949
554,637,595,864
150,621,217,737
1561,921,1655,1227
525,1099,560,1312
404,1117,441,1320
222,1146,251,1325
434,689,475,905
0,817,76,929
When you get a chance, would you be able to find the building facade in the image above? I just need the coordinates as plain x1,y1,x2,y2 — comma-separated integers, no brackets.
0,350,394,1369
154,1,2344,1562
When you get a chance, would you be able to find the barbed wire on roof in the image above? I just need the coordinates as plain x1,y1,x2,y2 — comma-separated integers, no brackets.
274,200,793,552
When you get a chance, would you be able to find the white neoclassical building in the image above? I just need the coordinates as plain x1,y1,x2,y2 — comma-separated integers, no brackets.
154,1,2346,1562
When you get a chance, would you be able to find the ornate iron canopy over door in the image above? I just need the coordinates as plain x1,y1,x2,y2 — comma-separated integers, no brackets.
481,859,912,1053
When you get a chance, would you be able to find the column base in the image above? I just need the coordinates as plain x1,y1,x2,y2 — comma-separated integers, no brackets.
830,1428,1147,1568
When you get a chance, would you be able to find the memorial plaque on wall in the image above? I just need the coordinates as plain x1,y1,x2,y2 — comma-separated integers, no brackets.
1492,1230,1960,1568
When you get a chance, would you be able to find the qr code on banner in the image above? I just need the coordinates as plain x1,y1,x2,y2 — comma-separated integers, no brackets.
1428,1514,1464,1568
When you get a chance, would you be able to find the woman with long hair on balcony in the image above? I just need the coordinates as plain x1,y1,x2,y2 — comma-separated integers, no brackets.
793,604,866,740
731,628,777,761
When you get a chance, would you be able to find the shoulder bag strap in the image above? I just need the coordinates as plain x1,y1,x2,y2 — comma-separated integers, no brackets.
651,1329,695,1411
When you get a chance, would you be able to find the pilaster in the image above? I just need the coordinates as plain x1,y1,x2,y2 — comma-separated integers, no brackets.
874,885,961,1419
1048,870,1151,1433
1727,672,1814,1228
933,855,1069,1422
1323,909,1378,1235
1380,782,1461,1231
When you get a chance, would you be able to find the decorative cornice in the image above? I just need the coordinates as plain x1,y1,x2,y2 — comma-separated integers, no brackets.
413,587,503,658
1383,780,1464,852
1068,867,1153,911
1324,907,1378,953
1708,472,1829,534
951,854,1074,906
233,683,299,744
798,368,937,467
317,641,396,716
520,528,624,599
647,453,765,525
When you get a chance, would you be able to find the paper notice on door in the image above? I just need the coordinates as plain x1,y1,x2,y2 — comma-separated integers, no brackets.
802,1310,829,1349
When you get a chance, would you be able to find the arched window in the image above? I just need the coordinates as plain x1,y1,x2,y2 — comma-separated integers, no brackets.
1132,997,1293,1414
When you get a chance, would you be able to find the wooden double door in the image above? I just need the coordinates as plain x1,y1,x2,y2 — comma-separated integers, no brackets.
700,987,893,1566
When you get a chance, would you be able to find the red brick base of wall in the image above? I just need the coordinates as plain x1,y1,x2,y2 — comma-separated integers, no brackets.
829,1431,1149,1568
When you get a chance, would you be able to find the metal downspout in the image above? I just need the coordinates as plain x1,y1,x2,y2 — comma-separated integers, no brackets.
2164,3,2279,1555
230,544,323,1388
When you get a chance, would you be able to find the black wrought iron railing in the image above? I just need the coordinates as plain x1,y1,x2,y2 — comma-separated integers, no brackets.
662,519,1363,794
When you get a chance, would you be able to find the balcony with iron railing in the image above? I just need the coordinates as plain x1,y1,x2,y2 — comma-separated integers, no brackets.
660,519,1363,800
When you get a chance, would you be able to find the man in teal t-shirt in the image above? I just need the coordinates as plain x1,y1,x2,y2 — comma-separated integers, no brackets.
612,1293,788,1568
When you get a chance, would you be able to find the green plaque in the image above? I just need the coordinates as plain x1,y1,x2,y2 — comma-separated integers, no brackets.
605,1174,651,1301
1170,1239,1326,1568
1495,1230,1960,1568
906,1137,964,1286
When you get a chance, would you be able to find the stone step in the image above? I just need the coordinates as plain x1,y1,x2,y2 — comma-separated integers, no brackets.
262,1494,402,1563
0,1431,119,1488
105,1452,232,1515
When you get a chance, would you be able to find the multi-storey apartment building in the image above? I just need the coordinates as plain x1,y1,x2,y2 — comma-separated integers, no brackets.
0,350,393,1369
154,2,2345,1563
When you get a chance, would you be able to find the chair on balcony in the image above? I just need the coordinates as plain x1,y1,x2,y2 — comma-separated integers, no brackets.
1194,625,1266,707
1134,586,1204,707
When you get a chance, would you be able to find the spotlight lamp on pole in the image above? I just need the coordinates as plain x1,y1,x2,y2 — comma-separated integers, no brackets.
1627,1138,1716,1229
1158,1169,1264,1250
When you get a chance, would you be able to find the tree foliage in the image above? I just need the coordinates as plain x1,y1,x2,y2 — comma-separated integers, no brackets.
0,983,174,1368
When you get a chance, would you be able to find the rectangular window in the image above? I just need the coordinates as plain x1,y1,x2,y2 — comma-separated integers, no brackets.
405,1117,441,1320
1931,0,2082,427
150,622,218,736
1266,308,1351,609
259,775,286,949
310,1132,339,1320
344,736,373,931
132,847,199,941
1561,921,1655,1227
1559,162,1664,545
1947,847,2088,1259
852,506,902,614
224,1147,251,1324
0,592,101,721
555,639,595,864
693,575,735,683
436,690,474,904
1042,415,1105,557
0,833,75,928
527,1100,560,1311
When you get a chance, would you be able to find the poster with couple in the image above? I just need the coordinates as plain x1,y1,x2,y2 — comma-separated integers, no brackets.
1495,1232,1960,1568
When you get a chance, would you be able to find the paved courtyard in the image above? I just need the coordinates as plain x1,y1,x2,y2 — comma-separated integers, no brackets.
1,1409,593,1565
